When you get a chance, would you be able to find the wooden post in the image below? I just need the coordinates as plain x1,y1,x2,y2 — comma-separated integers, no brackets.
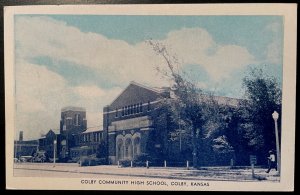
146,160,149,169
251,163,255,178
131,161,133,168
117,161,120,168
164,160,167,168
230,158,234,168
187,161,189,170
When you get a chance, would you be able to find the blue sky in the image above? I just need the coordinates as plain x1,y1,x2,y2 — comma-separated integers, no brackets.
14,15,283,139
49,15,282,60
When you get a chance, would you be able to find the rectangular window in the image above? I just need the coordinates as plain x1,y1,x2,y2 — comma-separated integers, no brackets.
140,102,143,113
115,108,118,118
128,105,130,115
122,107,124,116
133,104,136,114
75,114,80,126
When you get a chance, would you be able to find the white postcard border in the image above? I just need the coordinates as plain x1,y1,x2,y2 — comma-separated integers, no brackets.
4,4,296,191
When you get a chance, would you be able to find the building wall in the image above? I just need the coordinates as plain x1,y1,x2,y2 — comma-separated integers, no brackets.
60,107,87,135
69,131,104,161
59,107,87,160
103,82,170,164
14,140,39,158
38,130,61,159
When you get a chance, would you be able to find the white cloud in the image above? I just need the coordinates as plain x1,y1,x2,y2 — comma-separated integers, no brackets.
15,16,170,88
16,17,255,86
266,40,281,64
14,16,258,140
15,61,71,139
73,85,106,99
264,22,282,65
15,61,121,140
162,28,255,81
195,81,208,89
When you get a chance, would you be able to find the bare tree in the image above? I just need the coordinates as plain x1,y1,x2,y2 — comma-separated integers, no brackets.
147,40,217,167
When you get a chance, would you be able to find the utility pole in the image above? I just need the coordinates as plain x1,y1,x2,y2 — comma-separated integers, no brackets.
53,139,57,167
179,115,182,152
272,111,280,175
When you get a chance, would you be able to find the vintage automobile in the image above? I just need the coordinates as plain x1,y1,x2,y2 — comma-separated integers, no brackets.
31,151,47,163
19,156,33,162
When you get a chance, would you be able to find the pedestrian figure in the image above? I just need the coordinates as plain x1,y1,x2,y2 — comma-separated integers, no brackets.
266,150,277,173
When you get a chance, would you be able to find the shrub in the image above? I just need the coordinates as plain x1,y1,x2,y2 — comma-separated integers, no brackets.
79,156,105,166
119,159,132,167
132,154,151,167
96,158,107,165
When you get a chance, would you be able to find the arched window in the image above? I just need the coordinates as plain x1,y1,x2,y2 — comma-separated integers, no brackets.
117,138,124,160
133,137,141,158
125,138,133,160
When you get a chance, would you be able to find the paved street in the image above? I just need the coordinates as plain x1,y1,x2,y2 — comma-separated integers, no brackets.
13,163,280,182
14,168,147,179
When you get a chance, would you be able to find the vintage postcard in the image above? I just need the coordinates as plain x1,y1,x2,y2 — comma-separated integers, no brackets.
4,4,296,191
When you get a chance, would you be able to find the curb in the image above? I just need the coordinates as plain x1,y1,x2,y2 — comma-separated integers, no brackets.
13,167,276,182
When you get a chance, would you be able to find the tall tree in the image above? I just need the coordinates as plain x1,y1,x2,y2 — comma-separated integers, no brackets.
147,40,218,167
241,67,282,164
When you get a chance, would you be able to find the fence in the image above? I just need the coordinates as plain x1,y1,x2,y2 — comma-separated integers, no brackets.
118,159,193,169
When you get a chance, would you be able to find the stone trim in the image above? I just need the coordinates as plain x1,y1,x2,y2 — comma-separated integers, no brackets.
103,99,161,114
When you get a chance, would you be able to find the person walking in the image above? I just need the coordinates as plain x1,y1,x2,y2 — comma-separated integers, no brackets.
266,150,277,173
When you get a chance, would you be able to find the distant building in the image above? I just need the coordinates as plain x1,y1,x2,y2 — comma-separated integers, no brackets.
14,131,38,158
38,107,104,162
38,129,61,159
59,106,87,160
60,106,87,135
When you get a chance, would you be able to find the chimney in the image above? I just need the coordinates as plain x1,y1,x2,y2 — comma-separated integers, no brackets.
19,131,23,141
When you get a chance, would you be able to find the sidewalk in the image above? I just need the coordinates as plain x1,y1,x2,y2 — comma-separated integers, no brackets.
13,163,280,182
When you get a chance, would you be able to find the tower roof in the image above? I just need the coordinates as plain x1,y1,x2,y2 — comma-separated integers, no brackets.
61,106,86,112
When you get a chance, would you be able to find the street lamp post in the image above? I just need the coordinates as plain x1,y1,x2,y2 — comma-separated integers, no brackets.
272,111,280,174
53,139,57,167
